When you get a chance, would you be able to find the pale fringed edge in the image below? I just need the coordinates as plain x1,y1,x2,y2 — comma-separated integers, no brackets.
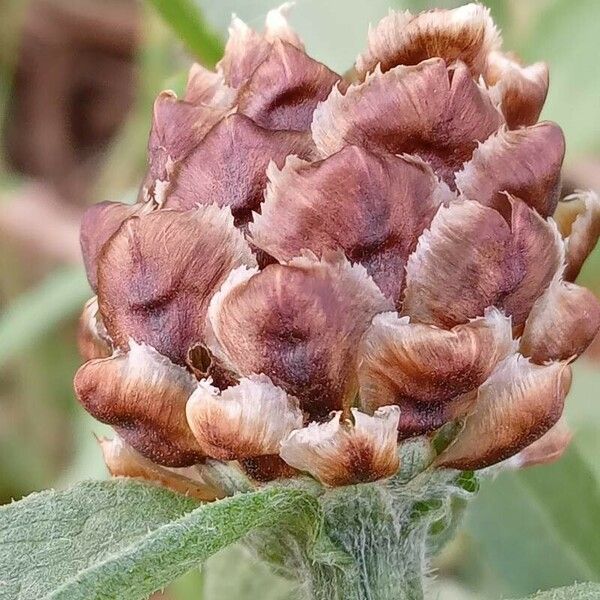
280,406,401,486
99,435,222,501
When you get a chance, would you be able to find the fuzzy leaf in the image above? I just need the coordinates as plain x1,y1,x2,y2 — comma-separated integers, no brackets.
510,582,600,600
0,479,321,600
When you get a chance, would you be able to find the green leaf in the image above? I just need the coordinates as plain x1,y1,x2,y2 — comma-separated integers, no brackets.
465,441,600,597
0,479,321,600
510,582,600,600
0,267,90,369
147,0,223,66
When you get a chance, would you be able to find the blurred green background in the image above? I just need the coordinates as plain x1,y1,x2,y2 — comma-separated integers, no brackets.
0,1,598,598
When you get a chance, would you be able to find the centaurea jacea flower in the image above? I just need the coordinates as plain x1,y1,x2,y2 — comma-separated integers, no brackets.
74,3,600,497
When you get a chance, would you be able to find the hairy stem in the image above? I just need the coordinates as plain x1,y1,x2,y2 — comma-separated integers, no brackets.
306,483,429,600
244,442,476,600
298,447,477,600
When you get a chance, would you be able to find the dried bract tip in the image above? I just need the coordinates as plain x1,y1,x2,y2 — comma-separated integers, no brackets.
520,277,600,364
164,114,315,227
436,354,572,470
280,407,401,486
358,307,514,436
184,63,237,107
403,198,563,328
148,91,231,183
355,4,500,79
264,3,303,47
455,122,565,217
237,40,342,131
80,200,152,291
99,436,220,501
486,51,549,128
218,6,303,88
186,375,303,460
553,190,600,282
77,296,112,362
508,419,572,469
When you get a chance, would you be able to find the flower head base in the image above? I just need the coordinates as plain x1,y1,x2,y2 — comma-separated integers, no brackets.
75,4,600,492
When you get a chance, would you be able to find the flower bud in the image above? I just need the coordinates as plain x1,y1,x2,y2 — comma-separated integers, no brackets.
74,3,598,489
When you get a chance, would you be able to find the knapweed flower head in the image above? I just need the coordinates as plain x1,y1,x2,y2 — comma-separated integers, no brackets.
75,3,600,494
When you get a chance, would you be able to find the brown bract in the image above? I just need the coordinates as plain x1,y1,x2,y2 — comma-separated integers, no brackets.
250,148,448,307
280,407,400,486
353,3,545,130
206,254,391,418
77,297,112,362
391,392,476,440
358,308,513,436
99,436,220,501
455,122,565,217
217,6,304,88
74,341,203,467
313,59,503,187
509,419,572,469
553,191,600,282
520,277,600,364
503,198,564,324
148,91,232,183
184,63,237,107
436,354,572,470
402,198,563,327
186,375,303,460
237,40,342,131
164,114,315,227
485,51,549,128
80,200,152,291
96,205,256,365
355,4,500,79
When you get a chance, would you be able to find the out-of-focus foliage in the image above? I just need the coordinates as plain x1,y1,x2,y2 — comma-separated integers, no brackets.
147,0,223,66
466,427,600,594
0,1,599,599
0,268,89,369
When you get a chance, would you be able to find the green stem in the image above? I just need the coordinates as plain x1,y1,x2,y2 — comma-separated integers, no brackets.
249,464,477,600
306,484,427,600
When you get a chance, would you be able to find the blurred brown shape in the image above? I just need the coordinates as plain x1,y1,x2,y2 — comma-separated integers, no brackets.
0,182,81,264
1,0,139,203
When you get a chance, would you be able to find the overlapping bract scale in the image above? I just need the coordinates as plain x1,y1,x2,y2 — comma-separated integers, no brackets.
313,58,503,187
205,254,390,419
74,3,598,488
358,308,514,437
250,147,449,307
